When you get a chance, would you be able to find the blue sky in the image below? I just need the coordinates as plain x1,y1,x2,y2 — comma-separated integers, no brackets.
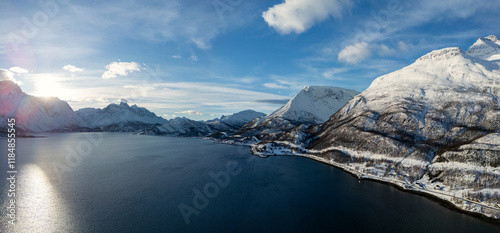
1,0,499,120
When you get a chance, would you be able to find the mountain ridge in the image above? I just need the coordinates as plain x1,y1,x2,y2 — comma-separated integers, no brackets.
140,110,266,137
0,80,85,132
75,101,168,132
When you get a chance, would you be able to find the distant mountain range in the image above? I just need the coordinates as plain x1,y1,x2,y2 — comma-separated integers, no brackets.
252,35,500,220
76,102,168,132
139,110,266,137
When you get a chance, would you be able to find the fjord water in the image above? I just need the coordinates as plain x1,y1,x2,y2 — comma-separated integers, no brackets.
1,133,499,232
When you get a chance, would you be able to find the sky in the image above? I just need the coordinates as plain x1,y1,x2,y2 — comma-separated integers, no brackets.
0,0,499,120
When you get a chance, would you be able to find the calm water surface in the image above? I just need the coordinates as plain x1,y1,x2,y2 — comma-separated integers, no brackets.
1,133,499,232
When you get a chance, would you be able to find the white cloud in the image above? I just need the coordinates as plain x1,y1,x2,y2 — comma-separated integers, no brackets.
263,83,288,89
176,110,203,115
102,61,141,79
262,0,352,34
0,69,23,85
172,55,181,59
9,67,29,74
377,44,395,56
63,65,84,72
338,42,371,64
322,67,348,80
0,69,14,81
117,98,128,103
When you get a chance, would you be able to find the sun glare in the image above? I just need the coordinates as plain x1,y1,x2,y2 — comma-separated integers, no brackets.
33,78,71,100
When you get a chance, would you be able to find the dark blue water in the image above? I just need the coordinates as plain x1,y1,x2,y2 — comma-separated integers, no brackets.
1,133,499,232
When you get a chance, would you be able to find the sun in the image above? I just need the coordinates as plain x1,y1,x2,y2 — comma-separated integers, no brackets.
33,78,71,100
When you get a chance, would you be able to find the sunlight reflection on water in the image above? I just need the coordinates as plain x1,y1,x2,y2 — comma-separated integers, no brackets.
9,165,74,232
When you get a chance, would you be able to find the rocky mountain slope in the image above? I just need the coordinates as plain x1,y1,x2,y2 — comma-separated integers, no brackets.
224,86,358,144
76,102,168,132
205,110,266,132
140,117,212,137
253,35,500,220
0,80,84,132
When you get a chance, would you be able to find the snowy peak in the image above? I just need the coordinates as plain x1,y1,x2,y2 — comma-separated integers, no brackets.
268,86,359,124
205,110,265,132
219,110,265,124
370,43,500,92
485,34,499,42
145,117,212,137
103,102,131,111
0,80,83,132
0,80,22,95
417,47,465,61
466,35,500,60
101,102,159,118
76,102,167,128
414,35,500,62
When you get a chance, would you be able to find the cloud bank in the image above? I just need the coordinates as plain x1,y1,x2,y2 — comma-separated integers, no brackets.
9,67,29,74
0,69,22,85
63,65,84,72
176,110,203,115
338,42,371,64
102,61,141,79
262,0,352,34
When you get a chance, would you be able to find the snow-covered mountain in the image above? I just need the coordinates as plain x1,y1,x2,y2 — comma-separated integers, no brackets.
253,36,500,220
466,35,500,60
0,80,84,132
226,86,359,144
76,102,168,132
140,110,265,137
140,117,213,137
206,110,266,132
267,86,359,124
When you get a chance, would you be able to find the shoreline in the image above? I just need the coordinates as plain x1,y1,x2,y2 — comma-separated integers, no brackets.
281,152,500,226
244,139,500,224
